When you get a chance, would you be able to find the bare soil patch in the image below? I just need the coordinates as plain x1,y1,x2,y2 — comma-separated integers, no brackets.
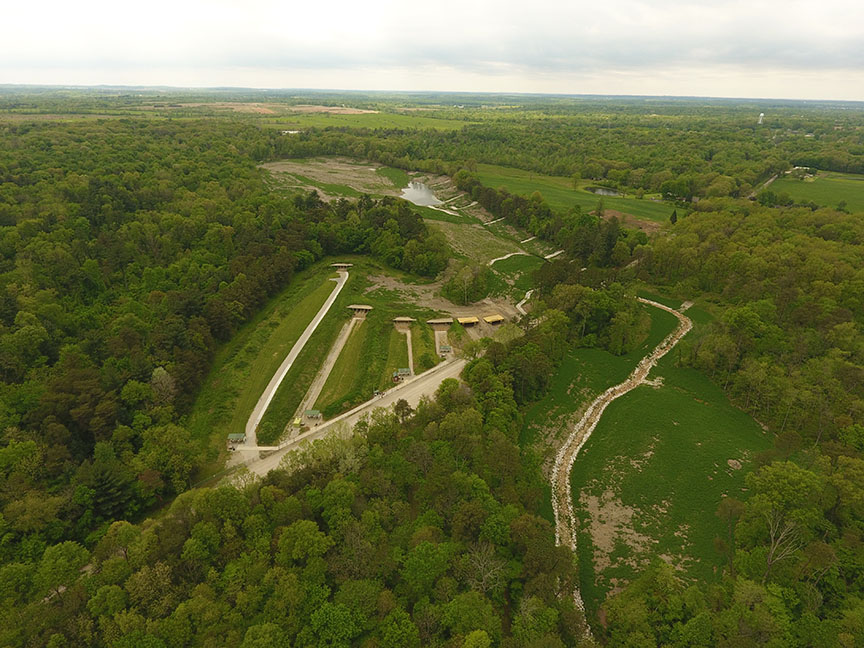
594,209,661,234
178,102,280,114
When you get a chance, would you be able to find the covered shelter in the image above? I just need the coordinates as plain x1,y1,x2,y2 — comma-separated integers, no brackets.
457,316,480,327
483,314,505,325
227,432,246,449
331,262,353,269
304,409,322,419
348,304,373,317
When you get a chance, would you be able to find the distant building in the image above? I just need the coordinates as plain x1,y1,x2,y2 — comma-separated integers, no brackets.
304,409,322,419
227,433,246,449
457,316,479,326
483,314,505,325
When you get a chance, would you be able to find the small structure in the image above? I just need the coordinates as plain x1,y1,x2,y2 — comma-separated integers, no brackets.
457,316,479,327
392,368,412,383
439,344,452,355
427,317,454,326
392,316,416,323
348,304,373,317
227,433,246,450
293,417,302,427
304,409,322,420
483,314,505,325
331,262,353,269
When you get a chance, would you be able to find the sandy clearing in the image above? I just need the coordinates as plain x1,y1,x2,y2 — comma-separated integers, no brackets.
551,298,692,637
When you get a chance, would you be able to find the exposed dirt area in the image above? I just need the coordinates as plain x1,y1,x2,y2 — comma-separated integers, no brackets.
593,209,661,234
365,274,520,322
177,102,280,114
261,158,398,198
583,488,654,575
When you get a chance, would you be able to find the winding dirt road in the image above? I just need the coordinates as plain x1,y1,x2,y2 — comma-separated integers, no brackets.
551,298,692,631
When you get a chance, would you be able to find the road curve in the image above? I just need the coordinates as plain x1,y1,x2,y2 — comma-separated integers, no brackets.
243,270,349,447
551,298,692,633
242,357,467,477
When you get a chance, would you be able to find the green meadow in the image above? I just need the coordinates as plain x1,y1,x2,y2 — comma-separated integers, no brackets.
571,353,771,617
768,170,864,213
475,163,676,222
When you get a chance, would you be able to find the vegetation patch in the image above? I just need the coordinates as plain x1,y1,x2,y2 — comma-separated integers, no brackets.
411,322,440,373
570,353,772,616
765,170,864,213
475,163,676,222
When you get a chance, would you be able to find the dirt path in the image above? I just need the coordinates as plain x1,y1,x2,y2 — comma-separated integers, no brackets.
551,298,692,634
748,173,779,198
488,251,531,266
294,317,361,420
515,289,534,316
243,270,349,447
403,329,414,375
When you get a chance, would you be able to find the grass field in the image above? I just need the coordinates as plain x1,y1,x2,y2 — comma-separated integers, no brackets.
474,163,676,223
522,294,769,619
488,253,546,300
380,329,411,391
767,170,864,213
411,323,439,373
571,354,771,616
376,166,410,188
425,219,522,264
185,262,340,470
313,320,370,415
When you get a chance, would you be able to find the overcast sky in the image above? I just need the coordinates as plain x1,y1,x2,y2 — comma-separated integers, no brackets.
3,0,863,100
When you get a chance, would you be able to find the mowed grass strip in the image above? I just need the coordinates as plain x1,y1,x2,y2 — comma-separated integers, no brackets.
570,353,772,617
379,328,411,391
474,163,676,222
767,170,864,213
411,323,441,373
314,320,369,413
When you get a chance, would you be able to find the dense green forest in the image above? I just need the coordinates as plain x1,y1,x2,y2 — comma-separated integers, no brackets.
0,118,447,560
1,90,864,647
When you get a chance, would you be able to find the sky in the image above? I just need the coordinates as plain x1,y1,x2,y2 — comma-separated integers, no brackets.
3,0,864,101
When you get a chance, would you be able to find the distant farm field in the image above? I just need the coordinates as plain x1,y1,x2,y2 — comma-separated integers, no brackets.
270,111,473,131
768,171,864,213
475,163,676,223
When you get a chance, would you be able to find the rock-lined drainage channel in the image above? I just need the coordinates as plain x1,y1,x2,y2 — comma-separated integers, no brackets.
551,297,692,638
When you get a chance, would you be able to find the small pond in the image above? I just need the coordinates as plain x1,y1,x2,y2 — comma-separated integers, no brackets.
585,186,622,196
400,181,442,206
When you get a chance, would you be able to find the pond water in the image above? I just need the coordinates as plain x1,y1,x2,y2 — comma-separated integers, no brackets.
400,181,442,206
586,186,622,196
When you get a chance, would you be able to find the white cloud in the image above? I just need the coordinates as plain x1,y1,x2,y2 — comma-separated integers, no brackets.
2,0,863,100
